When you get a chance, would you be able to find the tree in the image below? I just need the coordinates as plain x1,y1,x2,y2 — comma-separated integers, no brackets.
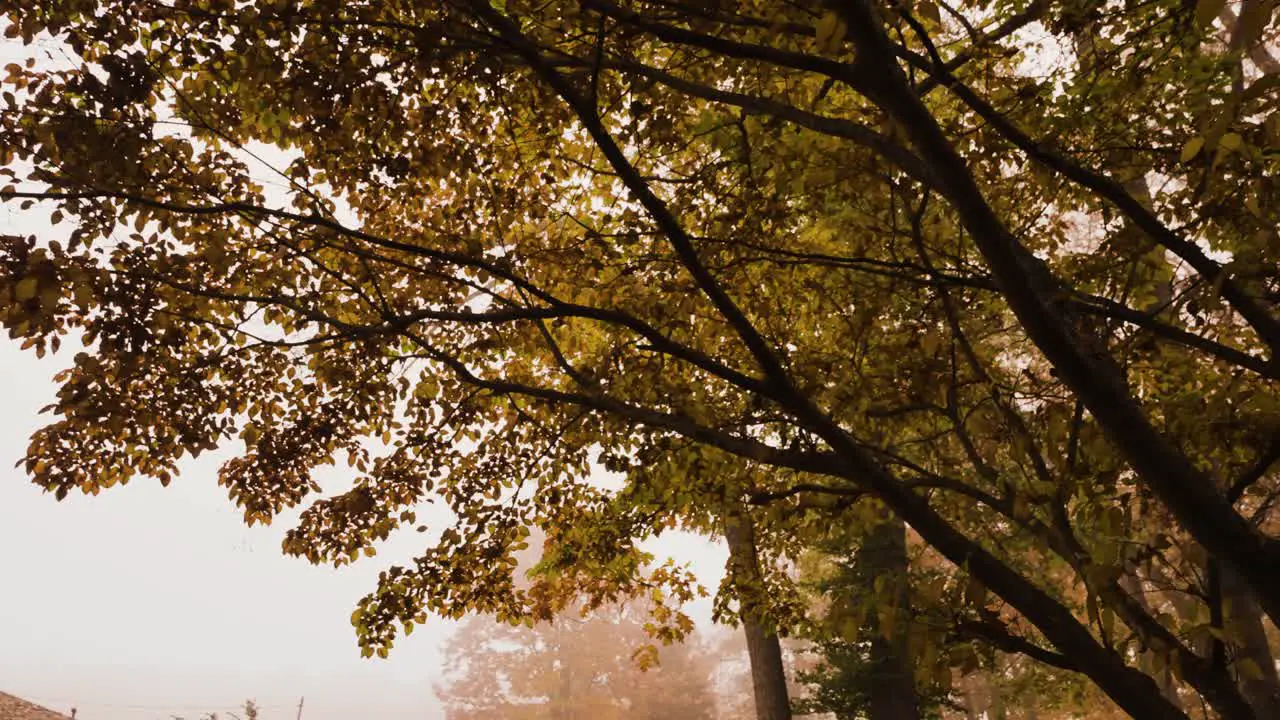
172,699,260,720
794,512,932,720
2,0,1278,718
436,604,718,719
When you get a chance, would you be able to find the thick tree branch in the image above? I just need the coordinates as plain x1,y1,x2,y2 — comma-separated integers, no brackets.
475,4,797,393
894,40,1280,354
832,0,1280,637
955,619,1081,672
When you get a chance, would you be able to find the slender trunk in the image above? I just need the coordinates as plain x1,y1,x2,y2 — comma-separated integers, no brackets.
551,622,572,720
989,678,1006,720
1118,570,1183,707
1221,566,1280,718
724,505,792,720
856,514,920,720
959,673,985,720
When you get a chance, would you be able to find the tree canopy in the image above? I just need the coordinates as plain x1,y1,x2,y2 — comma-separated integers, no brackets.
2,0,1278,717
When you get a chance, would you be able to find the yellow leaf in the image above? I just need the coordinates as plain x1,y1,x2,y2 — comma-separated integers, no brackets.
816,11,842,50
242,423,262,447
1180,137,1205,162
917,0,942,24
1195,0,1227,27
839,616,860,641
14,276,38,301
1219,132,1244,151
39,284,59,308
921,330,943,356
1237,658,1265,680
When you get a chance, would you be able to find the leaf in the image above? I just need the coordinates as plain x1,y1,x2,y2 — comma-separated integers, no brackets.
1237,658,1265,680
1180,137,1206,162
917,0,943,25
964,575,987,607
1211,265,1232,297
1219,132,1244,151
14,276,38,301
1196,0,1227,27
815,11,845,51
1245,192,1262,216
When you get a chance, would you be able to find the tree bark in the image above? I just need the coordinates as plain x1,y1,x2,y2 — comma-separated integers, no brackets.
724,505,793,720
1220,565,1280,718
856,514,921,720
553,622,573,720
1118,570,1183,707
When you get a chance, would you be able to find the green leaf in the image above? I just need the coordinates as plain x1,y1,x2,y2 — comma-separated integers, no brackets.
1219,132,1244,152
1180,136,1206,162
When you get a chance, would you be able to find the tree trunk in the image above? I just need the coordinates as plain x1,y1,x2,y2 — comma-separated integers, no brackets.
856,514,921,720
740,617,792,720
1221,565,1280,718
551,622,573,720
724,505,792,720
959,673,985,720
1118,570,1182,707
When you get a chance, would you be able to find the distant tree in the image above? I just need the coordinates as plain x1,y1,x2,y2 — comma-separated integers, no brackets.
436,604,718,719
172,699,259,720
792,515,942,720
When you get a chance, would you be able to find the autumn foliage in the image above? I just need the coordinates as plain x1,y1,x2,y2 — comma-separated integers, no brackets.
2,0,1279,717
